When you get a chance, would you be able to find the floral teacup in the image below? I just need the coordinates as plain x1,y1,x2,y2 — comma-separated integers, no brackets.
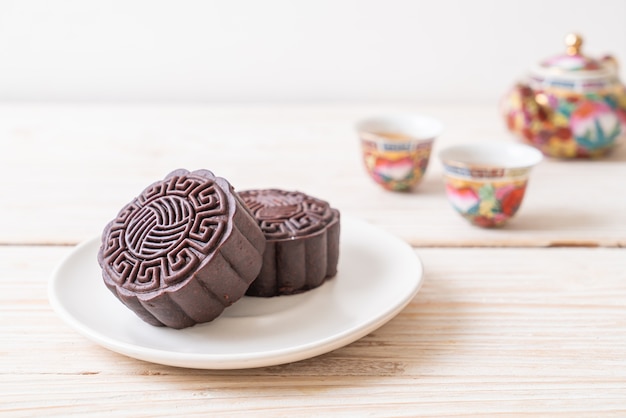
439,142,542,227
357,115,443,191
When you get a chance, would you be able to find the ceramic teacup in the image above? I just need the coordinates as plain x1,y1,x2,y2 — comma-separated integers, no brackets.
439,142,542,227
357,114,443,191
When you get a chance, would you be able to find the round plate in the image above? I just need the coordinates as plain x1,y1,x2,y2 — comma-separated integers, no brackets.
49,216,423,369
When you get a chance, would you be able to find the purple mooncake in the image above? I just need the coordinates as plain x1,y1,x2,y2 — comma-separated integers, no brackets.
238,189,340,297
97,169,265,329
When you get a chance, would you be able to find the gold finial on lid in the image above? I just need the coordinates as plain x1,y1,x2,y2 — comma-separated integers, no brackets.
565,33,583,56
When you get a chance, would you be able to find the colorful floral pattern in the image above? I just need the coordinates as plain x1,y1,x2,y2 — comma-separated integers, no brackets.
571,100,621,150
502,84,626,158
362,141,432,191
444,178,528,228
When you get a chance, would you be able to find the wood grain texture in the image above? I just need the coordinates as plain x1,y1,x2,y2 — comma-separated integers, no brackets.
2,104,626,416
2,246,625,416
2,103,626,247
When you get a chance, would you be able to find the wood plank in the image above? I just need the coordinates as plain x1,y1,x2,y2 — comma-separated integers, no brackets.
2,245,625,416
2,103,626,247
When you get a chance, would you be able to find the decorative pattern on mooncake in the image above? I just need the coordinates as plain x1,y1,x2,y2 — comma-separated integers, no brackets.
239,189,340,297
97,169,265,329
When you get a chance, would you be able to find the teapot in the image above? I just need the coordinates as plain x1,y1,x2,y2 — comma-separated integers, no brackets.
502,34,626,158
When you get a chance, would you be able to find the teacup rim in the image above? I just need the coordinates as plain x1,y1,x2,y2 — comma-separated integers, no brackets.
356,114,444,142
439,142,543,169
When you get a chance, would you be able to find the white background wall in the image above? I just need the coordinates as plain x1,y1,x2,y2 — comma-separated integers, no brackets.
0,0,624,104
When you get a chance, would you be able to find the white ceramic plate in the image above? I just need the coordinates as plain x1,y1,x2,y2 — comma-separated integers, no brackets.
49,216,423,369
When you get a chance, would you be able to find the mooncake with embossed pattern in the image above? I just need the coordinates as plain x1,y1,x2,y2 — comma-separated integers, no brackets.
239,189,340,297
97,169,265,329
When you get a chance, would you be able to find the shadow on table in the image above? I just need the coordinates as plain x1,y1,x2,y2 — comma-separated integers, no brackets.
507,207,611,234
603,142,626,162
415,175,446,195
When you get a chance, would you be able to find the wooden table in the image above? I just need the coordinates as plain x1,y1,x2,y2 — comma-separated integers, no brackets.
2,104,626,416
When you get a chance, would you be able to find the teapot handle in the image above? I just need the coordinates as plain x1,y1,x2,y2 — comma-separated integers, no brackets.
601,55,619,71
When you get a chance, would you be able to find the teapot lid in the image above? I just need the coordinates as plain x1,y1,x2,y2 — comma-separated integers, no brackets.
530,33,616,82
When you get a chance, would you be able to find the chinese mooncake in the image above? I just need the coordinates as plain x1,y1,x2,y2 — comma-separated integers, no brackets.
97,169,265,329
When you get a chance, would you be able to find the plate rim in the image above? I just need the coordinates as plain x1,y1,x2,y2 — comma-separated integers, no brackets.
48,215,423,369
